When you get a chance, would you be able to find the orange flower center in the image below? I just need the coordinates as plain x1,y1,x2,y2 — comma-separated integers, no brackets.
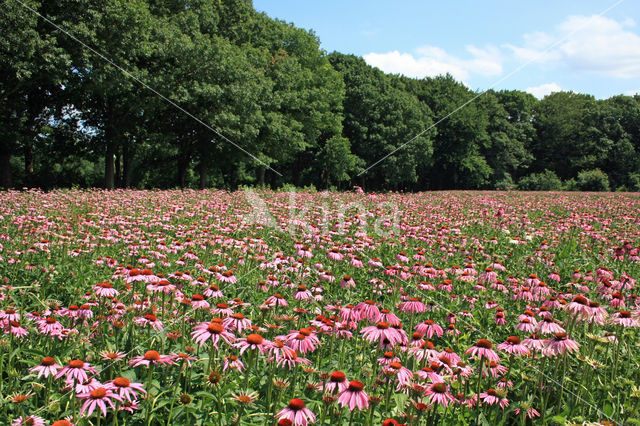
432,382,447,393
288,398,306,410
113,377,130,387
246,334,264,345
330,371,346,382
68,359,84,369
90,388,107,399
41,357,56,366
348,380,364,392
207,323,224,334
475,339,493,349
143,350,161,361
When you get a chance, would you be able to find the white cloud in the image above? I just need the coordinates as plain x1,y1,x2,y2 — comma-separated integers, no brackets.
363,44,503,83
624,88,640,96
506,15,640,78
525,82,563,99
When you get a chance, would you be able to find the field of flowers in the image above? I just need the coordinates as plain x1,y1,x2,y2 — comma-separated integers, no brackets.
1,188,639,425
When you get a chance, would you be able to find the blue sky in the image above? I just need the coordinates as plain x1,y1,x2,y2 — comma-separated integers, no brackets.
253,0,640,99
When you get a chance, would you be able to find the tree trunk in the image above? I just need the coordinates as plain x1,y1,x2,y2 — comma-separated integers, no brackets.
0,151,12,189
257,166,265,186
123,142,132,188
199,142,209,189
199,159,208,189
177,150,189,188
24,140,34,187
105,142,115,190
115,146,121,188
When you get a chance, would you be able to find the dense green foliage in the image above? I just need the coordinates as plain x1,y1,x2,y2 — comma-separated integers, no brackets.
2,0,640,191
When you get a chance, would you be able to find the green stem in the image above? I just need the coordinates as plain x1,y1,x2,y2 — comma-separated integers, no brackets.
145,364,155,426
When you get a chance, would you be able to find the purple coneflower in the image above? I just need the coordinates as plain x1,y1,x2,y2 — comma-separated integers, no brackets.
338,380,369,411
78,386,123,417
276,398,316,425
465,339,500,363
424,382,455,407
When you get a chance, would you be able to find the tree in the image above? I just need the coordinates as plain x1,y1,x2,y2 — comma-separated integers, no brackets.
329,53,433,190
409,74,491,189
0,0,69,188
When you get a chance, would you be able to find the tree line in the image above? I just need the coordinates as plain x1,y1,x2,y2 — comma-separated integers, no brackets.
2,0,640,191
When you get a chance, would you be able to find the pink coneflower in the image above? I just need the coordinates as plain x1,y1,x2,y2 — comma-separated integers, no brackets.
483,360,508,378
38,317,63,336
354,300,381,322
361,322,403,347
55,359,98,384
212,302,234,316
515,318,536,333
537,317,565,335
337,274,355,289
415,320,443,338
377,351,400,366
100,351,126,362
191,320,235,348
611,311,639,327
379,309,401,327
424,382,455,407
400,297,426,314
8,321,28,338
497,336,530,356
323,371,349,393
147,279,176,294
129,350,175,367
276,399,316,425
440,347,462,365
514,405,540,419
384,361,413,386
189,294,210,310
416,366,443,383
327,248,343,261
480,388,509,409
235,333,270,355
0,307,20,321
338,380,369,411
478,268,498,284
586,301,608,325
30,357,62,378
218,270,237,284
350,256,364,268
105,377,146,402
78,386,123,417
204,284,223,299
293,285,313,300
11,416,46,426
172,352,197,367
223,354,245,372
134,313,164,331
409,340,439,363
223,313,252,334
396,252,409,262
285,328,321,354
453,361,474,378
566,295,591,317
94,282,119,298
465,339,500,363
265,294,289,308
522,334,546,352
276,350,311,370
544,332,580,357
74,378,102,394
